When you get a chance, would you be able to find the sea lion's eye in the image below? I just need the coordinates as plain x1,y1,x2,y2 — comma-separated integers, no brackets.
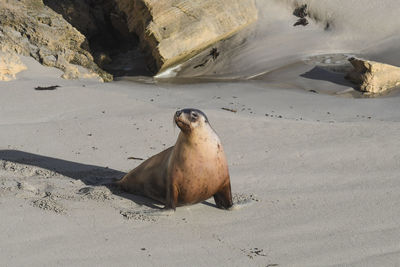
191,112,198,121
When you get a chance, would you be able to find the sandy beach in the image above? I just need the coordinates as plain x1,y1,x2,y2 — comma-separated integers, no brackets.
1,0,400,266
1,55,399,266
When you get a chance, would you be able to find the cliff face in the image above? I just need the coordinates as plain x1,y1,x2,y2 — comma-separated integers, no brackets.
0,0,112,81
0,0,258,80
116,0,258,73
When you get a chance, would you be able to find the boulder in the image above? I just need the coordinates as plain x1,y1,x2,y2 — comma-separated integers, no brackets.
0,0,112,81
116,0,258,73
346,58,400,94
0,52,27,81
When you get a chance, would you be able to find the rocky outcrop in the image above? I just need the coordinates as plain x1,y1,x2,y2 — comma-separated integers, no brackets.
116,0,258,73
0,0,258,80
0,52,27,81
346,58,400,94
42,0,143,74
0,0,112,81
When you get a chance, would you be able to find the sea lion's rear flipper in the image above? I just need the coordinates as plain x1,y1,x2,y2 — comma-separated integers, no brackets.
96,177,122,188
213,182,233,209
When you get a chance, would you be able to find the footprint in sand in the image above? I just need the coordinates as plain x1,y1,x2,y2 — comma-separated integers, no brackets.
231,192,260,210
31,194,66,214
240,247,267,259
16,181,38,194
119,210,158,222
77,186,113,201
0,160,57,178
119,208,174,222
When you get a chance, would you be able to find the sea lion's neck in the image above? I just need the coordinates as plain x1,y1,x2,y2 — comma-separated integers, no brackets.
178,125,219,147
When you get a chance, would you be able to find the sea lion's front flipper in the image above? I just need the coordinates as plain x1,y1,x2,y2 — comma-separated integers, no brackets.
165,183,178,211
213,182,233,209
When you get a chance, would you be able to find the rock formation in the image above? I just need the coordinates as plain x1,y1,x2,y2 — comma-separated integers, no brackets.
0,0,112,81
0,52,27,81
346,58,400,94
115,0,258,73
0,0,258,80
42,0,146,76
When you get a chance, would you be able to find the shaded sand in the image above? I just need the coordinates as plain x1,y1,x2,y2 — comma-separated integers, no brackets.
1,55,400,266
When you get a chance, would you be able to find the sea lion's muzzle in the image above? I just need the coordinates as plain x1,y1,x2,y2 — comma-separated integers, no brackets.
175,110,182,117
174,109,191,132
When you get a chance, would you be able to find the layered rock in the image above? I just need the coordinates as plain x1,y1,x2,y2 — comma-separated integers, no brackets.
116,0,258,73
0,52,27,81
0,0,112,81
346,58,400,94
1,0,258,80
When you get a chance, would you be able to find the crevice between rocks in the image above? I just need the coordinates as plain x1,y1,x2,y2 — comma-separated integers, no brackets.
43,0,152,78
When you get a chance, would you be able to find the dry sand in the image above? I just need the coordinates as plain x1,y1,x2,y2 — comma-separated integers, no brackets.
2,1,400,266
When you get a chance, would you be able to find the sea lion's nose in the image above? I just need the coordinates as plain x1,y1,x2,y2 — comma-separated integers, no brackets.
175,110,182,117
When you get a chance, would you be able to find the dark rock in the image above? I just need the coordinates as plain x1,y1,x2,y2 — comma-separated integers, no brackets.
293,4,308,18
294,18,309,27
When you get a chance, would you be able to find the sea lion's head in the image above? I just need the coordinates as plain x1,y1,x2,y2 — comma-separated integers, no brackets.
174,108,209,134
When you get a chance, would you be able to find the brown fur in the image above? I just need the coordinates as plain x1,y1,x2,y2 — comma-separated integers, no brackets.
116,109,233,210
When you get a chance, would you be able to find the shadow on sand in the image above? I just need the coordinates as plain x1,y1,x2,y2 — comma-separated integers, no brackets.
300,66,355,88
0,150,219,210
0,150,163,209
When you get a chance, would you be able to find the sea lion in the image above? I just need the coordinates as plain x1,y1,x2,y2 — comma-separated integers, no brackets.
116,108,233,210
